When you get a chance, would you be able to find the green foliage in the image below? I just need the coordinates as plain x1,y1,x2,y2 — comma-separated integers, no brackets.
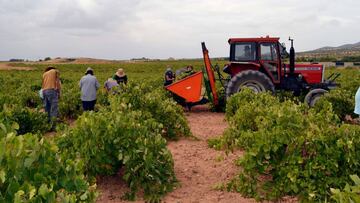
0,132,97,202
0,61,197,201
210,86,226,112
15,84,43,108
0,105,49,135
297,55,338,62
0,81,43,111
58,83,82,119
55,80,191,201
0,118,17,138
55,79,191,200
319,67,360,119
214,90,360,201
276,90,300,103
316,89,355,119
296,55,360,62
113,81,191,139
342,56,360,62
331,175,360,203
57,107,177,201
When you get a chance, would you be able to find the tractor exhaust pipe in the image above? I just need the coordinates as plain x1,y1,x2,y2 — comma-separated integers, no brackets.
289,37,295,75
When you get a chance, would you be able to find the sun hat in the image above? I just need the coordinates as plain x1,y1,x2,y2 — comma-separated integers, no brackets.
116,68,125,77
85,67,93,74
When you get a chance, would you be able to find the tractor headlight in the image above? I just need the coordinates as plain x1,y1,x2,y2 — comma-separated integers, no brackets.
223,64,231,74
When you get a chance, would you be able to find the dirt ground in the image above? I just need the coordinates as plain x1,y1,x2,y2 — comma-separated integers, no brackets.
0,62,33,70
96,107,254,203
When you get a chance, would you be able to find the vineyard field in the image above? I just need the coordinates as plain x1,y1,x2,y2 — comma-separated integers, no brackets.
0,60,359,202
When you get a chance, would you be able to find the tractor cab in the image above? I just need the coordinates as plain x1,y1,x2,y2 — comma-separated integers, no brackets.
225,37,283,84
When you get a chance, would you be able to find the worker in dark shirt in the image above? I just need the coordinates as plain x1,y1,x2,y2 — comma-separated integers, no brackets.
164,66,175,86
113,68,128,85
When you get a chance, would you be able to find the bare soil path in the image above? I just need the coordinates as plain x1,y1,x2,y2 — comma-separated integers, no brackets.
97,107,253,203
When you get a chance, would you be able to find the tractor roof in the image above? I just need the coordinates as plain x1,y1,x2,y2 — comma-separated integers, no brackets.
228,36,280,44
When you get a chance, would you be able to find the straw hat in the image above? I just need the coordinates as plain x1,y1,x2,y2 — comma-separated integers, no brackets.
166,65,172,72
116,68,125,77
85,67,93,74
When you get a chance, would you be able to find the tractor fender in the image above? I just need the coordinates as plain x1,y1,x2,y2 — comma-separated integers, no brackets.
304,88,328,107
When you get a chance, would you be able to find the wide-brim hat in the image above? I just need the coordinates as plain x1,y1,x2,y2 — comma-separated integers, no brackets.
116,68,125,77
85,67,93,73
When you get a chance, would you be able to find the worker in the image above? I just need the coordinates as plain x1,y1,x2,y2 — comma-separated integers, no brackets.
164,66,175,86
42,66,61,131
355,86,360,117
177,65,195,79
113,68,128,85
244,45,251,59
185,65,194,75
104,77,119,94
79,67,100,111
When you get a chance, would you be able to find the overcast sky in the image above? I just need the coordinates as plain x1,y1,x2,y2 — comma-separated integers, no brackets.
0,0,359,60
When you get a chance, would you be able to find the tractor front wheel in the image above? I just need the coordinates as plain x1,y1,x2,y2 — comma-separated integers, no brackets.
304,88,328,107
225,70,275,98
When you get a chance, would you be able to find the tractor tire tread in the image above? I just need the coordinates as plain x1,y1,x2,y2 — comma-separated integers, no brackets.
225,70,275,98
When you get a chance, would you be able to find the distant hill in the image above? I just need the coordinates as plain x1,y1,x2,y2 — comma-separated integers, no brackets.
312,42,360,52
42,57,120,64
298,41,360,59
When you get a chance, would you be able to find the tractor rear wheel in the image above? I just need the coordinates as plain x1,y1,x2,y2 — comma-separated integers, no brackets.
304,88,328,107
225,70,275,98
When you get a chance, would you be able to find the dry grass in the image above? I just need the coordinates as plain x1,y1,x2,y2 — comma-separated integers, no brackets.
0,62,33,70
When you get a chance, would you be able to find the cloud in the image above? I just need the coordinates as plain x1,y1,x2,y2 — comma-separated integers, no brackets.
0,0,359,60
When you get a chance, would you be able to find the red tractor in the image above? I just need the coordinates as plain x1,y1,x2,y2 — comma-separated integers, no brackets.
166,36,338,109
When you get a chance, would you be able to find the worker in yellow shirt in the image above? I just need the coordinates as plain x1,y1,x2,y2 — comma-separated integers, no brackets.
42,66,61,131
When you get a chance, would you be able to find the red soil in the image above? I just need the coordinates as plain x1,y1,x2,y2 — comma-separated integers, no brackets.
96,108,254,203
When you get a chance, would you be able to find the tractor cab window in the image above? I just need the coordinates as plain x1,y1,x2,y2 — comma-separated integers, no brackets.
260,43,280,81
260,43,278,61
230,42,256,61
